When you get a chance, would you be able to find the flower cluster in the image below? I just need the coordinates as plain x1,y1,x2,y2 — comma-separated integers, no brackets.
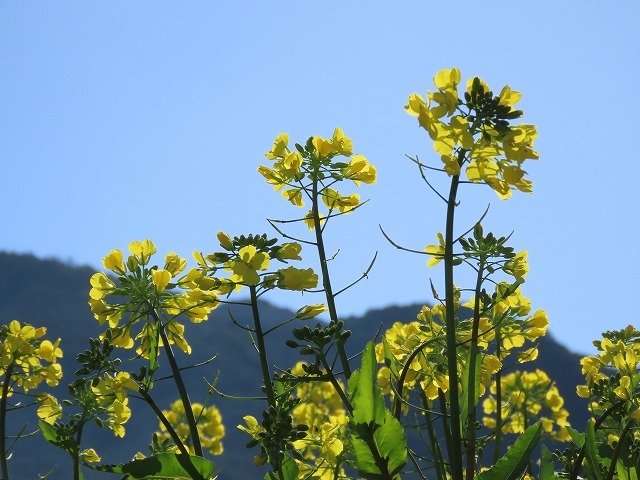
189,232,318,293
289,362,348,479
36,371,137,439
464,284,548,365
0,320,63,394
259,129,376,229
88,239,219,356
376,303,501,405
155,399,225,455
482,369,570,442
406,68,538,199
576,325,640,446
90,371,138,437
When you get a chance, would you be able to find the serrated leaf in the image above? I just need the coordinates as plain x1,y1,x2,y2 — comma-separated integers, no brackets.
350,343,407,478
540,445,555,480
567,425,585,448
350,342,385,425
584,422,605,480
476,422,542,480
374,411,407,476
264,454,299,480
90,453,215,479
617,461,637,480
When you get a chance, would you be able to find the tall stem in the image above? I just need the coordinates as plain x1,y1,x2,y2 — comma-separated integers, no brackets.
1,363,15,480
493,331,503,465
465,259,485,479
311,173,351,378
249,286,275,406
149,308,203,457
249,286,285,480
444,173,464,480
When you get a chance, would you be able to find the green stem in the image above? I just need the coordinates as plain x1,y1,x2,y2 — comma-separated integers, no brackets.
249,286,275,406
318,352,353,413
1,363,15,480
493,331,503,465
438,390,453,473
605,418,634,480
311,172,351,379
444,172,464,480
249,288,287,480
72,411,86,480
139,389,191,457
465,259,485,480
150,308,203,457
568,401,623,480
421,391,446,480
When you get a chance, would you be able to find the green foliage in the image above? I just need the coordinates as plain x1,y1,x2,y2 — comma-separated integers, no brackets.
89,453,215,479
476,423,542,480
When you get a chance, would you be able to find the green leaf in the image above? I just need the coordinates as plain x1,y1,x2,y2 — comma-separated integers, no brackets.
374,411,407,476
584,422,605,480
617,461,637,480
567,425,585,448
539,445,556,480
476,422,542,480
350,342,407,479
382,337,399,377
39,420,59,444
350,342,385,425
264,454,299,480
459,345,482,431
90,453,215,479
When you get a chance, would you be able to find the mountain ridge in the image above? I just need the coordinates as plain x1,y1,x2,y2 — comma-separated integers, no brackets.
0,251,589,479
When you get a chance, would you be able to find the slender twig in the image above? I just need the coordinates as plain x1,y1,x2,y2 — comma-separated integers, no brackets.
333,252,378,297
311,173,351,378
1,363,15,480
149,308,203,457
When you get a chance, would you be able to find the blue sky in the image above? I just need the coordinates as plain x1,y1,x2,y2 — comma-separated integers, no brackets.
1,2,638,355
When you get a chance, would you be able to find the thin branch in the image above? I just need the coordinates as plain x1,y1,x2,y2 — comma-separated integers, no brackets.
334,251,378,297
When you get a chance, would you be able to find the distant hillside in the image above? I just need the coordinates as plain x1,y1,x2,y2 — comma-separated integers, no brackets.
0,252,590,479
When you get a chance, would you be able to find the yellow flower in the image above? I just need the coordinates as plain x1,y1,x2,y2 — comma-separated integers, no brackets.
498,85,522,107
36,339,63,363
331,127,353,156
275,242,302,261
433,67,461,92
277,267,318,291
151,269,172,293
128,239,157,265
154,400,225,455
103,249,126,274
424,233,445,267
89,272,116,300
164,253,187,277
227,245,270,286
36,394,62,425
80,449,101,463
107,398,131,437
265,133,289,160
303,210,325,231
296,304,327,320
321,188,360,213
341,154,376,185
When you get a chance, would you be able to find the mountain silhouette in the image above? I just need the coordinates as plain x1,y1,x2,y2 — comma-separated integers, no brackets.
0,252,590,479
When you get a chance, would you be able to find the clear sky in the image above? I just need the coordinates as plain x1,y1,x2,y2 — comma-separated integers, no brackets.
1,2,638,355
